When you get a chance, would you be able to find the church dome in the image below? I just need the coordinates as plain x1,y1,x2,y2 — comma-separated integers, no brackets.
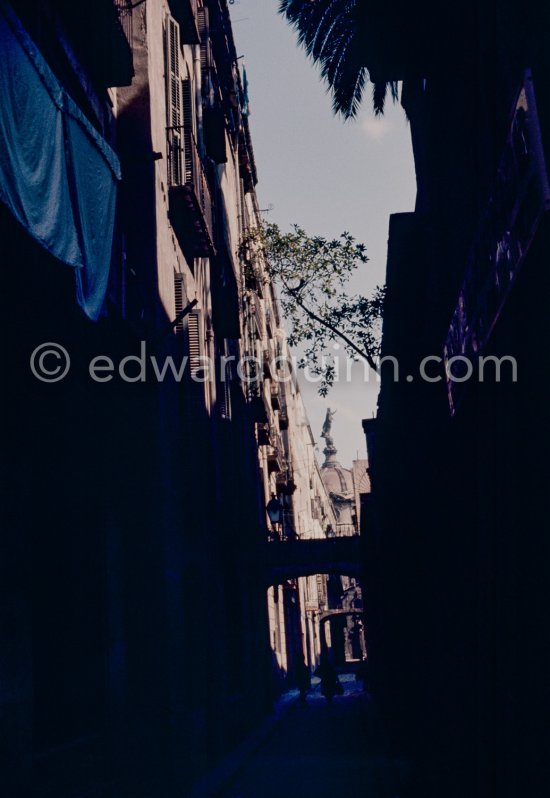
320,461,354,497
319,409,356,529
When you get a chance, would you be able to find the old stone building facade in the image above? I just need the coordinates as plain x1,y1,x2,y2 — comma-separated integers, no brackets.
0,2,354,795
318,412,368,664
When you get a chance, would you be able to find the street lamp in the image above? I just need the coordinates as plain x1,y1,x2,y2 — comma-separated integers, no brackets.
266,493,282,540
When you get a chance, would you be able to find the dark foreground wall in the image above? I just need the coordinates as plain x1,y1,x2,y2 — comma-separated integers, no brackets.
0,4,273,795
366,5,550,796
0,199,273,797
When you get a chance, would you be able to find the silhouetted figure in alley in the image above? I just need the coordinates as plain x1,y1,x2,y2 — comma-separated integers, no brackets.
355,656,371,696
316,655,343,704
295,658,311,703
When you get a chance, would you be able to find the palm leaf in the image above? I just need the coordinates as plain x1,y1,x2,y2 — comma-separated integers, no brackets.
279,0,398,119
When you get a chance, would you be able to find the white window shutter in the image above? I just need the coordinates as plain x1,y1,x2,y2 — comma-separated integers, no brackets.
166,17,182,185
167,17,181,127
181,78,194,184
197,7,212,96
174,273,185,334
220,360,232,420
187,309,203,378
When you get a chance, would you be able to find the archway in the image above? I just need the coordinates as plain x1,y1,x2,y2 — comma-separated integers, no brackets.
319,609,366,665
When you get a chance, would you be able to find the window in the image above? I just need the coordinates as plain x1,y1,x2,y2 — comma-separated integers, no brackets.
220,358,232,420
187,309,203,378
165,16,182,186
174,272,185,333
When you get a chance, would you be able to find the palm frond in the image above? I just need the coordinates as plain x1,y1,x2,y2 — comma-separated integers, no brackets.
279,0,398,119
372,81,387,115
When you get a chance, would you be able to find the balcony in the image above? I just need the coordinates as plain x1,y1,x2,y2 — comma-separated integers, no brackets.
249,393,268,424
114,0,132,46
267,442,285,474
265,306,275,338
270,383,281,411
335,524,359,537
239,117,257,193
257,423,271,447
92,2,135,84
278,403,289,430
276,467,296,496
57,1,134,87
244,270,264,297
263,350,274,380
167,0,200,43
211,246,240,338
249,292,265,338
167,127,215,260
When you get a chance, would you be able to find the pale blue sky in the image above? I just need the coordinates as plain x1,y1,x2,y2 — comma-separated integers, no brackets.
230,0,417,467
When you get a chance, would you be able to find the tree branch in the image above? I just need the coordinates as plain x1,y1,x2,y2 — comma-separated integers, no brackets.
284,283,379,373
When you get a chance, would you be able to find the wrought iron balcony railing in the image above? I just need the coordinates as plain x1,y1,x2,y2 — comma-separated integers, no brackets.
263,350,274,380
335,524,359,536
248,291,265,339
267,442,285,474
265,306,275,337
62,1,133,87
276,466,296,496
167,0,200,43
257,422,272,447
167,127,215,259
114,0,132,45
270,383,281,411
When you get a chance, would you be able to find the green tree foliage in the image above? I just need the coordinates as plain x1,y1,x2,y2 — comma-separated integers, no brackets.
240,222,385,395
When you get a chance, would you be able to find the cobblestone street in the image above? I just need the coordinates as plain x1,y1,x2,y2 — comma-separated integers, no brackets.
220,675,410,798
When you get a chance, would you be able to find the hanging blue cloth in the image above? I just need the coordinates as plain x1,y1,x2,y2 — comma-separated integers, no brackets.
0,2,121,320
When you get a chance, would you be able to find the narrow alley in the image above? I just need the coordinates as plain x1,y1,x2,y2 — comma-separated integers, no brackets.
218,676,409,798
2,3,550,798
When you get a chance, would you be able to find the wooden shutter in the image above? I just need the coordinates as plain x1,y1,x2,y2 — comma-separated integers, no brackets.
182,78,194,184
220,360,232,420
184,309,207,414
174,272,185,334
197,7,212,98
187,310,202,377
166,17,181,126
166,17,182,185
239,178,247,238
